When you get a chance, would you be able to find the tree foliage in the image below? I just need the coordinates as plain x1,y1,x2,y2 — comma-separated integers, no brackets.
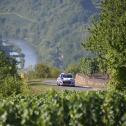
83,0,126,90
80,57,99,76
0,75,23,97
35,64,51,78
65,64,80,75
0,51,27,97
0,51,17,80
0,0,100,67
0,90,126,126
26,64,61,79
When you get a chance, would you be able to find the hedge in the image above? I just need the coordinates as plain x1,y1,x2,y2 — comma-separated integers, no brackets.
0,90,126,126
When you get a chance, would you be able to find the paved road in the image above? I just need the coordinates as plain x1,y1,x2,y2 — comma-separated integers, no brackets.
43,79,99,91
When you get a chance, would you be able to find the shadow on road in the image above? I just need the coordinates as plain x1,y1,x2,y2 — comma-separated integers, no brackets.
75,85,93,89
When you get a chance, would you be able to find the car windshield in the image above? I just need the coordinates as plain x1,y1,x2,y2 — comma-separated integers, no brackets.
62,74,72,78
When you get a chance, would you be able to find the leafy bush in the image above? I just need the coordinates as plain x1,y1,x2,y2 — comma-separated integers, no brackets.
25,69,36,80
65,64,80,76
0,75,28,97
102,90,126,125
83,0,126,90
80,58,99,76
34,64,51,78
0,51,17,80
50,67,61,78
0,51,28,97
26,64,61,79
0,90,126,126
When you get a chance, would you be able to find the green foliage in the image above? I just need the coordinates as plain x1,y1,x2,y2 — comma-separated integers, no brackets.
35,64,51,78
0,90,126,126
80,58,99,75
50,67,61,78
102,90,126,125
0,51,29,97
26,69,36,80
0,76,23,97
83,0,126,90
27,64,61,79
0,51,17,80
65,64,80,75
107,67,126,91
0,0,100,67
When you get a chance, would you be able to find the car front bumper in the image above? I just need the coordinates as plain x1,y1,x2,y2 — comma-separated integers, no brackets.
62,81,75,86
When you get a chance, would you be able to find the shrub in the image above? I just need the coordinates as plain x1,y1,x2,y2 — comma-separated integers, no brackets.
0,51,28,97
0,90,126,125
26,64,61,79
102,90,126,126
26,69,36,80
35,64,51,78
0,75,29,97
80,58,99,76
65,64,80,75
83,0,126,90
50,67,61,78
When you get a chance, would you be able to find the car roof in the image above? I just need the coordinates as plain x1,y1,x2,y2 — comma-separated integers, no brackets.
60,73,73,76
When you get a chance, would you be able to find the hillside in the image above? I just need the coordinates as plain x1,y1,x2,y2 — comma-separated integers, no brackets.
0,0,100,68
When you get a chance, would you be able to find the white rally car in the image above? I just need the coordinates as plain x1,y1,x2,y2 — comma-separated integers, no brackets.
57,73,75,86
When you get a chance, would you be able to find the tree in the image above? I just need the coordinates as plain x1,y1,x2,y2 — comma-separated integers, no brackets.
0,51,25,96
50,67,61,78
0,51,17,80
80,58,99,76
34,64,51,78
65,64,80,75
83,0,126,90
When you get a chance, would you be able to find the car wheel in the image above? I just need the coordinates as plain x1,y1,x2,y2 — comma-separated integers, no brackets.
57,82,60,86
59,82,63,86
71,84,75,87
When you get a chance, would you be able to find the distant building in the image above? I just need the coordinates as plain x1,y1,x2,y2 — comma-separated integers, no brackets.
0,36,25,69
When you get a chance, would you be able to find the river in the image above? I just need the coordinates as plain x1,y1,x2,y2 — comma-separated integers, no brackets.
9,39,39,69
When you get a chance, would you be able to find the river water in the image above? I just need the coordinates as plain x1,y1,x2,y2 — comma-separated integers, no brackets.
9,39,39,69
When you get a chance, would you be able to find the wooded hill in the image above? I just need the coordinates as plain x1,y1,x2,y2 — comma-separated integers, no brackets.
0,0,100,68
